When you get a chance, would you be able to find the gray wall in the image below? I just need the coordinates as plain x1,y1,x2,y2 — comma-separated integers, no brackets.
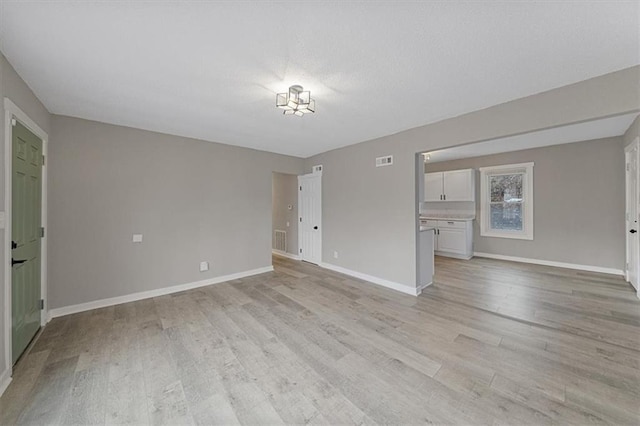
624,115,639,147
48,116,303,309
272,172,298,256
0,52,51,380
426,138,626,270
305,66,640,288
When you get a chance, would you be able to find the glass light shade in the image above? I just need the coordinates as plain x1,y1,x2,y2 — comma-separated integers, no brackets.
297,99,315,113
276,93,293,110
297,91,311,106
276,85,315,116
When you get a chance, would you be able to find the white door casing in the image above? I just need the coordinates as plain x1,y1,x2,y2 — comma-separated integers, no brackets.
298,173,322,265
625,137,639,294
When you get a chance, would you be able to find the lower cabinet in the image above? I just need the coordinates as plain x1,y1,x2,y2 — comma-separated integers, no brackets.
426,220,473,260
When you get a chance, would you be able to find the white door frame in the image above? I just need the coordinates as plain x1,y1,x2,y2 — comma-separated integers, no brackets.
298,172,322,264
624,136,639,297
3,98,49,375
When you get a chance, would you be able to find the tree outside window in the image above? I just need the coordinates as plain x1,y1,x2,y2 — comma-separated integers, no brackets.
480,163,533,240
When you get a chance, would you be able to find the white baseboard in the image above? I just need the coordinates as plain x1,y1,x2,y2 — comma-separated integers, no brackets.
0,367,11,398
272,249,300,261
473,252,624,276
319,262,419,296
416,281,433,295
48,266,274,319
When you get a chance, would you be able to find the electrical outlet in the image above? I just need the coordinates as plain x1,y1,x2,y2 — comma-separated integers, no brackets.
132,234,143,243
199,261,209,272
333,251,339,259
286,221,290,227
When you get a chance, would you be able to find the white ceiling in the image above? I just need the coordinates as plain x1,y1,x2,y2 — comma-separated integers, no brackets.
0,2,638,158
423,112,639,163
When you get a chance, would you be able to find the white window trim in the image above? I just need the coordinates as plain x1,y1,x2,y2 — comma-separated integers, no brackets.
479,162,534,240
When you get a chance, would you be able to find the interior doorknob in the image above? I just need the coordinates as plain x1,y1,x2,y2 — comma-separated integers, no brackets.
631,229,638,234
12,258,27,266
313,226,318,230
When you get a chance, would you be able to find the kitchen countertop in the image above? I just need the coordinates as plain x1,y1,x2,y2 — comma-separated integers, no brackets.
420,214,475,221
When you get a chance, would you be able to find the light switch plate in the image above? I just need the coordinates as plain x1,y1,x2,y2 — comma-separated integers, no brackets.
132,234,143,243
199,261,209,272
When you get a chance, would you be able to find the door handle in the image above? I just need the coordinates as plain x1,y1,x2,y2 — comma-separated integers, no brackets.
12,258,27,266
313,226,318,230
631,229,638,234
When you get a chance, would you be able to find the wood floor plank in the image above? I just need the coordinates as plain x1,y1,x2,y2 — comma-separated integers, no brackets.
1,255,638,425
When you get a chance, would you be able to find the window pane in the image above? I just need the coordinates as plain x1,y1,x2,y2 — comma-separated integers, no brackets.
490,202,523,231
490,174,523,202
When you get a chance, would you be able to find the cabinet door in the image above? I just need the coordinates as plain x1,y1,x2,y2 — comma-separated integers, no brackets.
424,172,443,202
443,169,474,201
424,220,439,249
437,228,466,254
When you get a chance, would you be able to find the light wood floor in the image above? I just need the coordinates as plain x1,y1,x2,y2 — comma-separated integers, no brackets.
1,255,639,425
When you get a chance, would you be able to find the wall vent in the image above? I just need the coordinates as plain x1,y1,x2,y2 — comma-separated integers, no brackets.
274,230,287,252
375,155,393,167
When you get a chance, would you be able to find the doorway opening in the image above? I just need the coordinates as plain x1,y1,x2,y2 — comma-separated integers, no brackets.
271,172,300,261
414,113,637,290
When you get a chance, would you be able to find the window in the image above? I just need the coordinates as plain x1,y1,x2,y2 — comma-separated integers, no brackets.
479,162,534,240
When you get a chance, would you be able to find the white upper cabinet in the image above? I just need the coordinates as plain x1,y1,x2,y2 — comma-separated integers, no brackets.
424,172,444,202
424,169,475,202
443,169,475,201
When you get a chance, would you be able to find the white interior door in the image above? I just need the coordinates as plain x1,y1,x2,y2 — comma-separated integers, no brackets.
298,173,322,264
625,139,639,292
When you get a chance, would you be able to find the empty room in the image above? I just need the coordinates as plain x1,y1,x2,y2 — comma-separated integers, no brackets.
0,1,639,425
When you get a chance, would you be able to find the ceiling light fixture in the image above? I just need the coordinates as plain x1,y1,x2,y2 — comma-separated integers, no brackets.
276,85,315,116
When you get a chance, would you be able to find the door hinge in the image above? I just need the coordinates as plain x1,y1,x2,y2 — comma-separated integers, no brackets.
627,163,631,172
42,155,46,165
11,118,16,126
299,217,302,222
299,248,302,253
40,227,45,238
39,299,44,310
299,186,302,191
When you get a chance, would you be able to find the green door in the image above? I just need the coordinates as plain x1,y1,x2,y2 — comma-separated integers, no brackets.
12,119,43,364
